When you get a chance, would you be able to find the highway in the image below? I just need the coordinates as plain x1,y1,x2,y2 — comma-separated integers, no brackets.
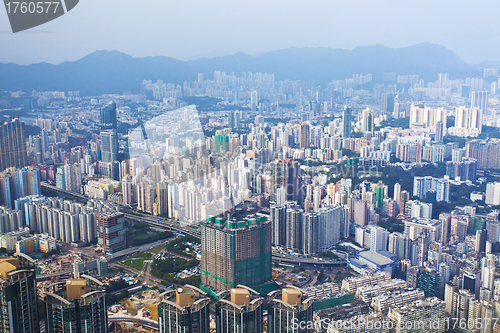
42,183,348,267
108,315,158,330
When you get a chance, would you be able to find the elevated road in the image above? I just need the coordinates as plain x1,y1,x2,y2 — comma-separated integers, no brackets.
108,315,158,330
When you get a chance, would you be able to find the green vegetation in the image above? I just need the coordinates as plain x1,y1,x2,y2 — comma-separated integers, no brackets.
166,235,199,258
41,187,58,197
121,252,152,270
105,280,132,306
125,221,173,247
376,117,409,130
318,250,340,260
150,245,165,254
151,257,200,286
24,124,41,137
342,149,360,158
479,125,500,139
444,135,467,148
378,217,404,233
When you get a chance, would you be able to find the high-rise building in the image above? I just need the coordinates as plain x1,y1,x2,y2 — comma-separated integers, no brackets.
44,276,107,333
300,123,310,149
370,226,388,252
381,93,395,116
451,289,475,321
270,159,300,203
97,212,125,254
466,139,500,169
471,90,488,115
393,183,401,207
435,121,444,142
158,286,210,333
200,217,272,292
100,101,117,130
269,288,313,333
342,106,352,138
486,182,500,206
251,91,258,112
317,205,343,251
353,200,368,227
215,287,264,333
413,176,450,203
286,208,303,251
302,212,319,255
361,108,374,135
100,101,118,163
0,119,27,172
270,204,288,246
0,254,38,333
417,268,440,298
409,104,447,130
227,111,234,128
100,130,118,163
373,181,386,208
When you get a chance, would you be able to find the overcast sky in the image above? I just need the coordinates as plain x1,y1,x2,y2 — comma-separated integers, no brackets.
0,0,499,65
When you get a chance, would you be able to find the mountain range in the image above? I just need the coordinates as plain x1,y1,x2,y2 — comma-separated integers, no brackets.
0,42,484,96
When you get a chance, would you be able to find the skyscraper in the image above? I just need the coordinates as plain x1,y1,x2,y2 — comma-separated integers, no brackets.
300,123,310,148
302,212,319,255
471,90,488,116
270,159,300,203
381,93,395,115
200,217,272,292
370,225,388,252
44,276,107,333
342,106,352,138
0,119,27,172
100,101,118,163
215,287,264,333
100,130,118,163
100,101,117,130
286,208,303,251
393,183,401,208
0,254,38,333
251,91,258,112
270,204,287,246
158,286,210,333
361,108,374,135
269,288,313,333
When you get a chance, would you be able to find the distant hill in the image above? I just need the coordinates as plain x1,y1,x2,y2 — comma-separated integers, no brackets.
0,42,482,96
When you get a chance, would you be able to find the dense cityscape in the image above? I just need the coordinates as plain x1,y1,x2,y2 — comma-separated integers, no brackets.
0,62,498,333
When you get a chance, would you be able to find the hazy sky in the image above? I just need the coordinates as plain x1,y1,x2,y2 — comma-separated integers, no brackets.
0,0,499,65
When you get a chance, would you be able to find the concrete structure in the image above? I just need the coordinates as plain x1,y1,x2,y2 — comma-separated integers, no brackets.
97,212,125,254
44,276,107,333
216,287,264,333
348,250,396,275
158,286,210,333
269,287,314,333
0,254,38,333
200,217,272,292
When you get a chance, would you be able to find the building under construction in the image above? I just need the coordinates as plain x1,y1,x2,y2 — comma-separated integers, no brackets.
157,285,210,333
201,216,272,292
